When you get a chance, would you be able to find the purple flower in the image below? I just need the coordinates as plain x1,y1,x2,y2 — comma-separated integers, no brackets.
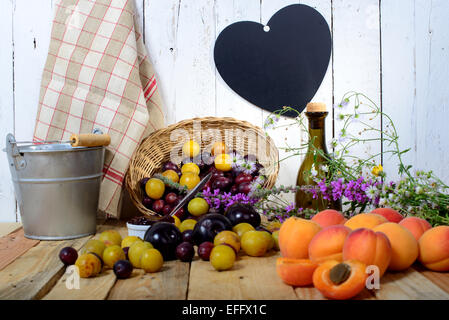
318,180,328,193
330,178,344,201
201,186,260,212
213,198,221,209
285,203,295,213
300,176,385,210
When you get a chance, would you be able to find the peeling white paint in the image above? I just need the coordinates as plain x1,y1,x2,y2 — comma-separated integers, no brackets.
0,0,448,221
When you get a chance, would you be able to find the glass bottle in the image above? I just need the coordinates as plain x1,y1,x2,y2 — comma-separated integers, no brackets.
295,102,342,211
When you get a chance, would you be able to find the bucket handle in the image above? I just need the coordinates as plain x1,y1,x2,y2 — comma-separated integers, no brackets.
5,134,27,171
4,129,104,170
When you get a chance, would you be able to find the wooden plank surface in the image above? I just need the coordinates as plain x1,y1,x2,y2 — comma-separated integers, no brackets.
44,268,118,301
0,223,22,237
0,234,92,300
293,286,326,300
188,251,297,300
0,219,448,300
0,228,39,271
295,287,376,300
43,221,127,300
413,265,449,295
0,219,106,300
107,260,190,300
373,268,449,300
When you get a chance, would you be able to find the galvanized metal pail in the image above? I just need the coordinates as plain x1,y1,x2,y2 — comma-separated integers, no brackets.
5,134,105,240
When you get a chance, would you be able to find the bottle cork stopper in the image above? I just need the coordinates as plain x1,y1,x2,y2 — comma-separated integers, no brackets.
306,102,327,112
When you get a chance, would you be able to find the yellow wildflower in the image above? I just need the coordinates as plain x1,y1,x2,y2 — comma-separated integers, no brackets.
372,164,383,176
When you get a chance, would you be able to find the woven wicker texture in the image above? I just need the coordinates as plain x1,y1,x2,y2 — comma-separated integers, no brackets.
126,117,279,216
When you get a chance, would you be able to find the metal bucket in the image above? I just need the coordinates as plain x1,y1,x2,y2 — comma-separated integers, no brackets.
5,134,105,240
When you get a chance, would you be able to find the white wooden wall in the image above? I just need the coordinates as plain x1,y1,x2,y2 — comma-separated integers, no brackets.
0,0,448,221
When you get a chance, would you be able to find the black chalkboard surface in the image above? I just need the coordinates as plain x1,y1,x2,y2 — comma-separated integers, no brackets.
214,4,332,117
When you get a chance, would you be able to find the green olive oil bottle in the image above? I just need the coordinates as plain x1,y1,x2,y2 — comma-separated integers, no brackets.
295,102,342,212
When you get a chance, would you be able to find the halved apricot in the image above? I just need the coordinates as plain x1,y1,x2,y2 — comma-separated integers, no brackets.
276,258,318,286
312,260,367,300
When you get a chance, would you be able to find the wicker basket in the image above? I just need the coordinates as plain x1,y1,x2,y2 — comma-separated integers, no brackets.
126,117,279,216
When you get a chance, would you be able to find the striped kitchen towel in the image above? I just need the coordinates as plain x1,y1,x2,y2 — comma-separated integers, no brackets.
34,0,165,217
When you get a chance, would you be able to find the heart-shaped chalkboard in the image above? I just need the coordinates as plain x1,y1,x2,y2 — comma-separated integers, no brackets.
214,4,332,117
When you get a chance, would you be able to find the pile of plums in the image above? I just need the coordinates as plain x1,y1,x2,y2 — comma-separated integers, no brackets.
135,141,267,264
142,202,264,263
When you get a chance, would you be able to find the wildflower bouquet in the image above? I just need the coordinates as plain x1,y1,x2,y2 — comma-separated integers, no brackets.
261,92,449,226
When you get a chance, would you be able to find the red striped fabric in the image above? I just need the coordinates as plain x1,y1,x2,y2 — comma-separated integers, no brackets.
33,0,165,217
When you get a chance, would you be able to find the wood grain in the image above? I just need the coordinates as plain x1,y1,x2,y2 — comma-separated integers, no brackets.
0,223,22,237
413,265,449,295
373,268,449,300
44,268,118,300
294,286,326,300
0,219,107,300
42,221,127,300
107,260,190,300
0,228,39,271
1,219,449,300
0,234,91,300
188,251,297,300
294,284,377,300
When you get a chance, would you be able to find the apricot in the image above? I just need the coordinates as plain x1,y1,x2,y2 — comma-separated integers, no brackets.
308,225,351,263
276,258,318,286
342,228,391,277
311,209,347,228
312,260,367,300
418,226,449,271
279,217,321,259
371,208,403,223
373,223,418,271
399,217,432,241
344,213,387,230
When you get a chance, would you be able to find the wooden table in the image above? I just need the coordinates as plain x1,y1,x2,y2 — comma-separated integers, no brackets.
0,220,448,300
